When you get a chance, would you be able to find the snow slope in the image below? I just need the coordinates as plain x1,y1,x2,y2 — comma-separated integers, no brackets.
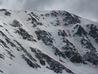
0,9,98,74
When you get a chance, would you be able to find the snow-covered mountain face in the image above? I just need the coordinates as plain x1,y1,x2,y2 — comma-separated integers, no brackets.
0,9,98,74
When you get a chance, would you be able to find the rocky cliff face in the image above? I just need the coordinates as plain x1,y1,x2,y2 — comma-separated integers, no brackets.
0,9,98,74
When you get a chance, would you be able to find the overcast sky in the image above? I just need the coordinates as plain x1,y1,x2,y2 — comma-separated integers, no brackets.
0,0,98,22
